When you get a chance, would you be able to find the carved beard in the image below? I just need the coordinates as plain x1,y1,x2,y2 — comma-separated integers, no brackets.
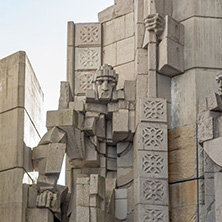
98,90,113,101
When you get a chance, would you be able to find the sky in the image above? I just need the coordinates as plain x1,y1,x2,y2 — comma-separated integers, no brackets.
0,0,114,112
0,0,114,185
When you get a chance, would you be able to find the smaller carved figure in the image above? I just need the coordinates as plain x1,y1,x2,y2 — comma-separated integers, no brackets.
93,64,118,101
216,73,222,94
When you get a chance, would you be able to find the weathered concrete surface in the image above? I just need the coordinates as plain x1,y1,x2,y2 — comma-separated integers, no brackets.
0,169,28,222
171,69,218,129
168,125,197,183
0,52,44,222
0,52,44,171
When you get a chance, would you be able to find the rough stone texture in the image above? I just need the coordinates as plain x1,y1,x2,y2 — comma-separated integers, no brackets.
26,208,54,222
158,37,184,76
168,125,197,183
171,68,219,129
198,111,214,144
135,48,147,74
46,109,84,130
112,109,129,141
98,0,134,23
32,143,66,174
172,0,222,22
170,206,197,222
0,108,26,171
67,22,74,84
183,17,222,71
0,52,44,134
161,15,184,45
115,61,135,90
157,74,171,102
116,37,134,65
214,172,222,221
59,81,73,109
204,172,216,221
124,80,136,101
208,93,222,111
103,14,134,46
170,180,197,210
0,169,28,222
103,43,117,67
0,52,44,172
0,51,44,221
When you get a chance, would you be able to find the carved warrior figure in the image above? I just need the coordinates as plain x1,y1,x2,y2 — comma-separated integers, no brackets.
29,6,178,221
93,64,118,101
31,64,135,220
198,74,222,220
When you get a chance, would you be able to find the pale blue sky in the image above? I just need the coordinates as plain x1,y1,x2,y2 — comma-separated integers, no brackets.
1,0,114,185
0,0,114,112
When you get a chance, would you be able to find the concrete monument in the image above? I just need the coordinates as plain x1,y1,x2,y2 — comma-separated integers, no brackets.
2,0,222,221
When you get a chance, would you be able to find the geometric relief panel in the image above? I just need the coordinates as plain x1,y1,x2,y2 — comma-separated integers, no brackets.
75,47,101,70
76,23,101,46
142,127,163,147
138,123,167,151
75,71,93,94
143,180,164,202
140,178,168,205
144,209,165,222
139,151,168,179
140,98,167,123
142,205,169,222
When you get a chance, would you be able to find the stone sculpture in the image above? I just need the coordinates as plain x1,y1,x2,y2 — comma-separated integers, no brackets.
30,64,135,221
198,74,222,221
26,1,183,221
216,73,222,94
4,0,222,221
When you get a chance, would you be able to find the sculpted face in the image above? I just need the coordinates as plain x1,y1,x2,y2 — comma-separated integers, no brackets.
95,76,116,101
216,74,222,92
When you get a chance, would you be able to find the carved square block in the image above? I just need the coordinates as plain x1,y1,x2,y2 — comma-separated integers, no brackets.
75,71,94,95
136,123,167,151
161,15,184,45
206,93,222,111
140,98,167,123
136,151,168,179
75,23,101,47
158,38,184,76
75,47,101,70
135,178,169,206
198,111,214,144
112,109,129,141
135,204,169,222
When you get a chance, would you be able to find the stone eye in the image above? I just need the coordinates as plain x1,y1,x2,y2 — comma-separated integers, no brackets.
99,80,103,84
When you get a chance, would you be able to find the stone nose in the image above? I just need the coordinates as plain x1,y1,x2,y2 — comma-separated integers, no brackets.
102,81,109,91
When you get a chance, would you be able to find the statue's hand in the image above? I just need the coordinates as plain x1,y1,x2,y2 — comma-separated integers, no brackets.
36,190,58,208
144,13,165,36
